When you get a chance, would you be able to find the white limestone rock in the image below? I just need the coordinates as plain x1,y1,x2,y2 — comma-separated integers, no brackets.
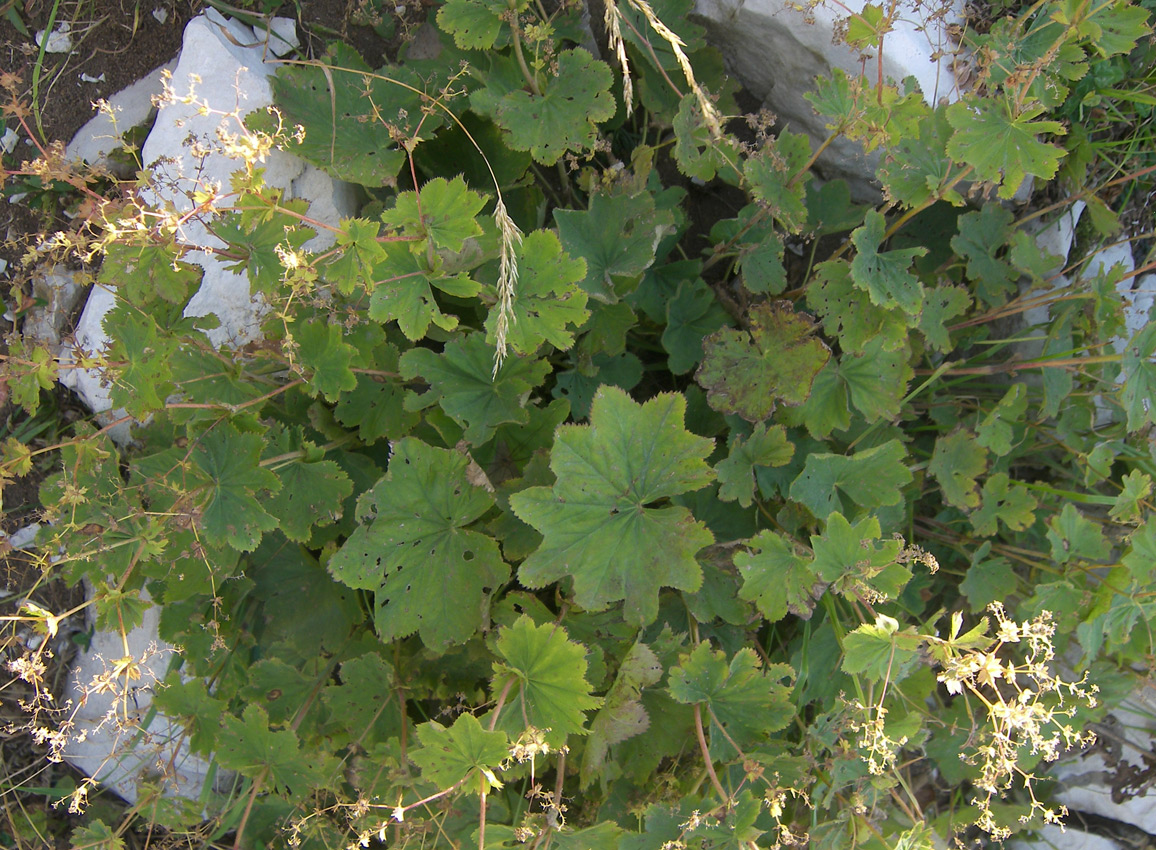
1011,824,1123,850
692,0,965,197
67,63,174,174
1051,686,1156,836
62,591,231,809
62,9,357,421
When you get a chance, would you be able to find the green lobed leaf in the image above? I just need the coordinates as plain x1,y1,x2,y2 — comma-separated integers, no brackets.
294,320,358,402
436,0,521,49
1110,470,1152,524
1046,503,1111,564
809,512,906,598
918,283,972,352
482,230,590,355
849,210,927,315
101,242,201,306
263,427,353,543
328,438,509,649
976,383,1028,456
191,423,281,551
951,205,1018,307
494,49,616,165
668,642,794,759
254,43,435,185
789,439,912,520
697,301,830,421
715,422,794,508
492,615,602,747
945,98,1066,199
662,278,731,375
743,130,811,233
411,712,510,791
555,192,675,302
969,472,1038,537
1119,323,1156,432
399,335,550,446
842,616,921,682
216,704,337,799
806,260,909,354
509,387,715,625
581,640,663,786
928,429,987,510
381,176,487,253
325,217,387,296
367,240,475,341
1123,517,1156,585
735,530,823,622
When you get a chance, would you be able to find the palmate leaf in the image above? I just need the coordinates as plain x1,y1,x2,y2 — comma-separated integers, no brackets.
262,426,353,543
325,217,387,296
697,302,830,421
668,642,793,759
483,230,590,355
798,339,913,438
328,438,509,650
810,512,906,597
368,240,481,341
216,704,337,800
715,422,793,508
945,98,1066,199
495,49,616,165
191,423,280,551
411,713,510,792
928,429,987,510
294,320,358,402
789,439,911,520
918,283,971,352
509,387,715,625
951,205,1017,307
849,210,927,315
735,530,823,622
662,279,731,375
970,472,1038,537
101,242,201,306
399,335,550,446
743,129,811,233
252,43,435,186
491,615,602,747
437,0,524,49
842,616,921,682
555,192,675,302
380,176,487,252
806,260,907,354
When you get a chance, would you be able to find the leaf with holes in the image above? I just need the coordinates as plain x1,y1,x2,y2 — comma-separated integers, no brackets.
328,438,508,650
263,427,353,543
928,430,987,510
509,387,715,625
697,302,830,421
